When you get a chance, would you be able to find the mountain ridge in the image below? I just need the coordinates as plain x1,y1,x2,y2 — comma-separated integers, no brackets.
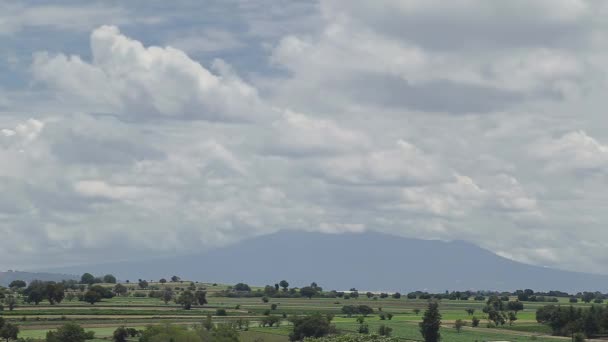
41,231,608,293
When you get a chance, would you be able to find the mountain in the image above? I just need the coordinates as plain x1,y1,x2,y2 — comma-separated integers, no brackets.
0,270,78,287
44,232,608,293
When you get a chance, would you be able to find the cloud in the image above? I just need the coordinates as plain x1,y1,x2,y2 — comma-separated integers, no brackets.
269,1,590,114
2,1,608,276
32,26,266,122
532,130,608,174
0,3,129,35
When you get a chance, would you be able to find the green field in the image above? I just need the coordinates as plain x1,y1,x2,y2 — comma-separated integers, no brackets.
0,282,591,341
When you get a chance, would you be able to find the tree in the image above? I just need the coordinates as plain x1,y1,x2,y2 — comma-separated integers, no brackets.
171,275,181,282
46,283,65,305
177,290,195,310
465,308,475,315
80,273,96,285
454,319,465,333
159,278,167,284
46,322,88,342
507,300,524,312
23,280,45,305
203,314,214,331
471,317,480,327
113,284,127,297
507,311,518,326
300,286,317,299
419,301,441,342
8,281,25,290
357,305,373,316
162,289,174,304
112,327,128,342
483,296,506,327
234,283,251,292
83,290,101,305
195,290,208,306
413,308,421,315
289,313,332,341
280,280,289,291
5,296,16,311
392,292,401,299
377,325,392,337
0,323,18,342
138,280,149,289
103,274,117,284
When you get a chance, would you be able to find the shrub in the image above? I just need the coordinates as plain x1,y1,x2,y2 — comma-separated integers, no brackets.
216,308,227,316
377,325,392,337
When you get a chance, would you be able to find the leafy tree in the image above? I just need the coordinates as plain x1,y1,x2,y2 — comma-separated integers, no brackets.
392,292,401,299
171,275,181,282
300,286,317,299
23,280,45,305
413,308,421,315
8,281,25,290
203,314,214,331
471,317,480,327
357,305,373,316
195,290,208,305
271,303,278,310
377,325,392,337
289,313,333,341
0,322,18,342
419,301,441,342
358,323,369,334
112,326,128,342
5,296,16,311
162,289,174,304
159,278,167,284
216,308,227,316
507,300,524,312
46,322,88,342
83,290,101,305
80,273,95,285
507,311,518,326
177,290,195,310
138,280,149,289
234,283,251,292
260,315,281,327
386,313,393,320
465,308,475,315
45,283,65,305
280,280,289,291
113,283,127,297
483,296,506,326
454,319,465,333
103,274,117,284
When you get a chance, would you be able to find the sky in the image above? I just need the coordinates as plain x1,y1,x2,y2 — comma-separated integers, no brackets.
1,0,608,274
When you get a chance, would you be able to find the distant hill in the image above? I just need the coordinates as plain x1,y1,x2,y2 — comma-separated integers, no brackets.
0,270,78,287
44,232,608,293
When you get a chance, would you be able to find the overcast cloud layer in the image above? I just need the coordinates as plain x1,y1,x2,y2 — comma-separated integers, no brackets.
2,0,608,274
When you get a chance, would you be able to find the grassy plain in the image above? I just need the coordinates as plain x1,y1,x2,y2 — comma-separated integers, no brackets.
1,282,587,341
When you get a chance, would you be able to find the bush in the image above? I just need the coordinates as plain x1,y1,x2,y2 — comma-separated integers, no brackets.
289,313,333,341
377,325,392,337
216,308,227,316
472,317,480,327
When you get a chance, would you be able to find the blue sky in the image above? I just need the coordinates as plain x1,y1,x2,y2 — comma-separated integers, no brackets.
2,0,608,274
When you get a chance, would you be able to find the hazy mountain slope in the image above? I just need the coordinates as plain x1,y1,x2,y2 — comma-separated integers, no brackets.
44,232,608,292
0,270,78,286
